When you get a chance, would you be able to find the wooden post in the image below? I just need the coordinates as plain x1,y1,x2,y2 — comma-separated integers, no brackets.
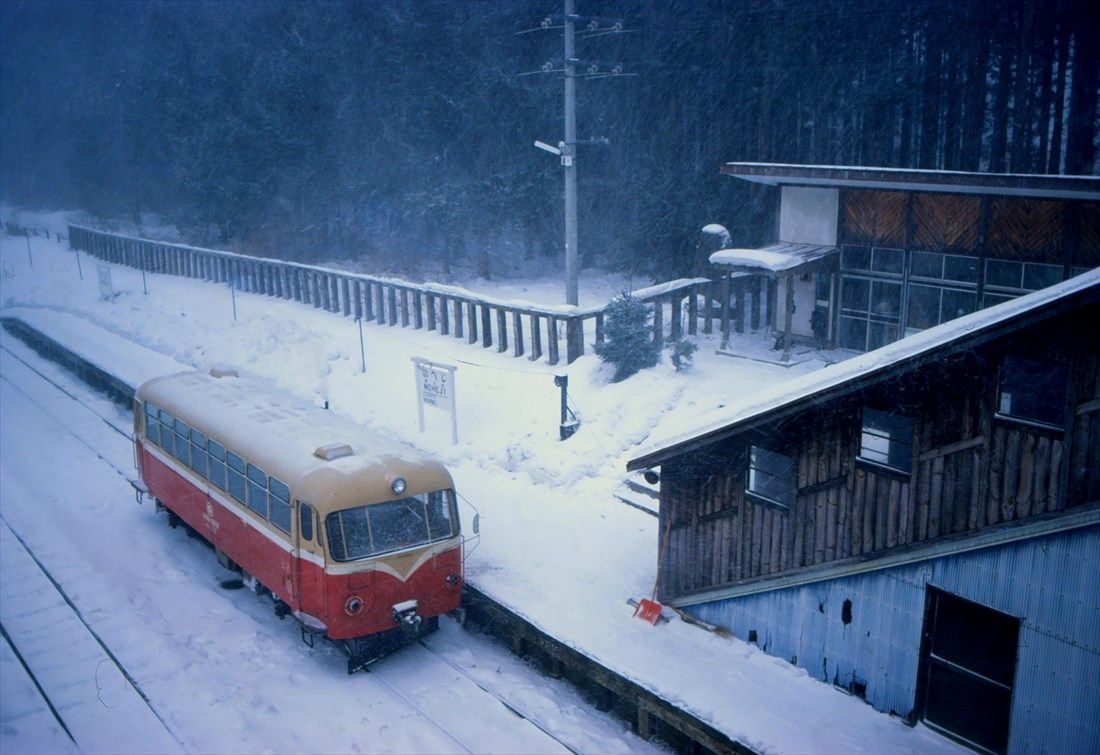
512,311,524,357
425,293,436,331
720,273,732,350
782,273,794,363
566,317,584,363
496,309,508,353
352,280,363,319
439,296,450,335
530,315,543,361
687,284,698,336
547,318,560,365
595,312,605,344
453,300,463,339
399,289,410,327
466,301,478,344
751,276,762,331
387,286,398,325
653,300,664,348
481,305,493,348
341,278,352,316
412,291,423,329
670,294,682,341
735,278,746,334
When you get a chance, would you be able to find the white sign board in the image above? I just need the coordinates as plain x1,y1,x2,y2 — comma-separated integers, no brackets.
412,357,458,444
96,264,116,301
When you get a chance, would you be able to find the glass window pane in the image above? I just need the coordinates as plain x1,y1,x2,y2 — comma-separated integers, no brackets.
189,428,206,447
907,285,940,331
940,289,977,323
189,444,208,478
146,420,160,446
747,446,794,508
838,316,867,351
942,254,978,283
425,491,457,540
841,277,870,312
983,292,1018,308
867,320,899,350
208,460,226,490
227,451,245,473
208,440,225,461
910,251,943,279
144,401,158,419
270,497,291,533
159,409,175,425
860,408,913,472
299,503,314,541
247,482,268,517
173,433,190,465
326,514,346,561
841,245,870,270
246,463,267,486
871,247,904,275
174,418,189,437
228,469,246,504
269,477,290,503
1022,263,1062,291
998,357,1069,427
870,281,901,318
369,498,431,554
985,259,1022,289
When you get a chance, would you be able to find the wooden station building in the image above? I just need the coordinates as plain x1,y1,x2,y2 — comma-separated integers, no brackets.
709,164,1100,360
628,270,1100,754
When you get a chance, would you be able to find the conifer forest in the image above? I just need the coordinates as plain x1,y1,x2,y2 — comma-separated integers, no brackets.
1,0,1097,278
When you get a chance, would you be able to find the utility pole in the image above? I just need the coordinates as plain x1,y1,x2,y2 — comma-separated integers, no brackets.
522,4,631,306
563,0,579,306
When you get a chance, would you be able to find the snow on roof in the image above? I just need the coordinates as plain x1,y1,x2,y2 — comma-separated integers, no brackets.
629,267,1100,469
139,370,450,507
710,248,800,271
709,242,836,272
701,223,730,235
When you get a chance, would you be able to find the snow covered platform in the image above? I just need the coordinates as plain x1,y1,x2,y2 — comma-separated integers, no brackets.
0,228,962,753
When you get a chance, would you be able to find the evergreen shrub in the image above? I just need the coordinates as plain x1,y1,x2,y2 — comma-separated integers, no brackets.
594,292,660,382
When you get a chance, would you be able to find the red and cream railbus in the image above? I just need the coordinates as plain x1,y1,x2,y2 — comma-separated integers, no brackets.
134,368,465,670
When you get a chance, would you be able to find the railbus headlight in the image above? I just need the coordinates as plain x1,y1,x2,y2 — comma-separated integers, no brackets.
345,596,364,615
391,477,406,495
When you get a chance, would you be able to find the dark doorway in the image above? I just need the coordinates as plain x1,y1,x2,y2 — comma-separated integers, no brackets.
916,588,1021,754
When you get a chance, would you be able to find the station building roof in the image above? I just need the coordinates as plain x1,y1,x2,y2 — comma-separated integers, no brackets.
720,162,1100,201
628,267,1100,471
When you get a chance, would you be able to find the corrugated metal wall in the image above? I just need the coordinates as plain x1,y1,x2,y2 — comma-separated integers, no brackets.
687,525,1100,754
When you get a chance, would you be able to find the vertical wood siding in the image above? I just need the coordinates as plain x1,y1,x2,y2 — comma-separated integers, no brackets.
658,306,1100,601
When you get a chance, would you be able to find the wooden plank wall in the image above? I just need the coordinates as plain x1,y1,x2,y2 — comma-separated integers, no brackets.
658,306,1100,601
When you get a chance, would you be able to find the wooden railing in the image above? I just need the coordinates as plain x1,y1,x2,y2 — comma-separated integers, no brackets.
68,225,725,364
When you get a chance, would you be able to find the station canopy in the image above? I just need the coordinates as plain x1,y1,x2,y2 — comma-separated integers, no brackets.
709,242,837,276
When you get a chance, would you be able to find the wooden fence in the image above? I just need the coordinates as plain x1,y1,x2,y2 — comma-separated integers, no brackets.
68,225,732,365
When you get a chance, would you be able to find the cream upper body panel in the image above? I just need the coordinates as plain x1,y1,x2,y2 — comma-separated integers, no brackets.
136,370,453,516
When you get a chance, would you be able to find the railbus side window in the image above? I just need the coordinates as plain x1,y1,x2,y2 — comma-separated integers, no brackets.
227,451,247,505
298,502,314,542
207,440,226,490
173,418,191,466
158,410,175,451
189,429,208,479
246,463,269,518
425,490,458,540
269,477,291,533
144,402,159,445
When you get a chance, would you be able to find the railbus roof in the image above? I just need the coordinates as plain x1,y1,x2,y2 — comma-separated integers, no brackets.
137,370,452,513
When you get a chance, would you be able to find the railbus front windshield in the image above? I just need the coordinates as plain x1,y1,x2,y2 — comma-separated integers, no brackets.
325,490,459,562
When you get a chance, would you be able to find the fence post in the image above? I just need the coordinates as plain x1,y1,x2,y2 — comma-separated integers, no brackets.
530,314,543,362
566,317,585,362
512,311,524,358
547,318,560,365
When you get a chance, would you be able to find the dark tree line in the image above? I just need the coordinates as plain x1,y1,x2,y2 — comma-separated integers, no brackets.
1,0,1097,281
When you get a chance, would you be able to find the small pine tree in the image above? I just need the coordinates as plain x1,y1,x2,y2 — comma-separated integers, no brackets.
594,292,661,382
668,337,699,372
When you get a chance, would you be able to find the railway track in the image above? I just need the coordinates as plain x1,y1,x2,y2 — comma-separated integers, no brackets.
0,336,596,754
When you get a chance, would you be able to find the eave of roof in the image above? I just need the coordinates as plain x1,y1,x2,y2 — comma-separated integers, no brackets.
720,162,1100,201
627,268,1100,471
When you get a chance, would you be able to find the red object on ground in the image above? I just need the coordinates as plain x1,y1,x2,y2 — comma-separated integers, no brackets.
633,597,663,625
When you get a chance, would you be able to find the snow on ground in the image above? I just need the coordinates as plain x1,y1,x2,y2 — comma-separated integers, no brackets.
0,335,657,755
0,216,962,753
